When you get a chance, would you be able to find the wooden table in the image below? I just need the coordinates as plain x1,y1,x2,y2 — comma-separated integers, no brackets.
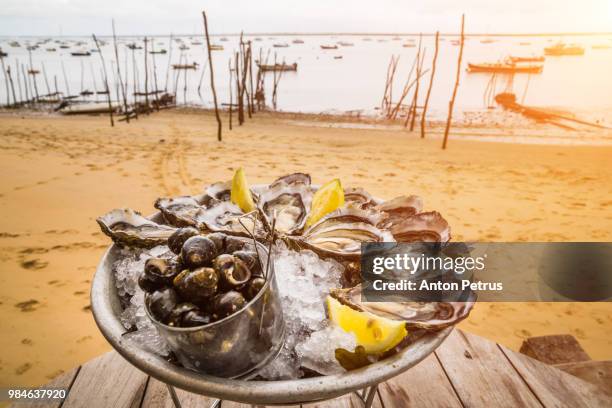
13,329,610,408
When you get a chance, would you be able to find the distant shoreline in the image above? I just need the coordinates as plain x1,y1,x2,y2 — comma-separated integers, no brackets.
1,31,612,39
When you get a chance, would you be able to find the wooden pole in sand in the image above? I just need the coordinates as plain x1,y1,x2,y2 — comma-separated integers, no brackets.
228,58,233,130
112,20,129,121
236,51,243,125
0,55,10,105
421,31,439,139
21,64,30,104
248,41,254,115
131,48,139,118
41,62,51,97
144,37,149,113
16,61,24,103
92,34,114,127
27,49,40,102
61,60,70,97
6,66,17,106
151,40,161,110
408,34,424,131
165,33,173,92
202,11,222,142
442,15,465,150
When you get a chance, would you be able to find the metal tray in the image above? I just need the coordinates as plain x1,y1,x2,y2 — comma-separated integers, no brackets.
91,210,453,406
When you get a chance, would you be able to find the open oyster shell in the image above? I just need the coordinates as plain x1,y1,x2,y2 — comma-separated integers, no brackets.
197,201,265,238
270,172,311,188
96,208,176,248
389,211,451,243
257,182,313,235
330,284,475,330
344,187,381,209
288,208,394,261
376,195,423,228
154,195,207,228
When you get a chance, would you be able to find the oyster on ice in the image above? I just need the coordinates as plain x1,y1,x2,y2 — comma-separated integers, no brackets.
290,208,394,260
197,201,265,237
330,284,475,330
96,208,176,248
344,187,380,209
257,182,313,235
270,172,311,188
154,195,207,228
376,195,423,229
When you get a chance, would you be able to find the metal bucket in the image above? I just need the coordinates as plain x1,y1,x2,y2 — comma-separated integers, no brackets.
145,241,285,378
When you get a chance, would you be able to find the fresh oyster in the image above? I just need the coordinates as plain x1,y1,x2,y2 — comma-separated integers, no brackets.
389,211,450,243
330,284,475,330
205,181,232,202
96,208,176,248
258,182,313,235
344,187,380,209
376,195,423,228
155,195,206,227
290,208,394,260
197,201,265,237
270,172,311,188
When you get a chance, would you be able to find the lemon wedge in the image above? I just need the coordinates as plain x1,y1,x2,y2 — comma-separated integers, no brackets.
230,167,256,212
327,296,407,354
306,179,344,227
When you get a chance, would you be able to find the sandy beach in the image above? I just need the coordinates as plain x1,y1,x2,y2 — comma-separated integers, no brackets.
0,109,611,389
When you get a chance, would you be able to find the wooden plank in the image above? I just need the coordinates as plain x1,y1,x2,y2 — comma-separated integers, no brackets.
435,329,541,407
500,345,612,407
140,377,218,407
555,360,612,396
8,366,80,408
520,335,591,365
62,351,148,408
302,390,383,408
377,353,463,407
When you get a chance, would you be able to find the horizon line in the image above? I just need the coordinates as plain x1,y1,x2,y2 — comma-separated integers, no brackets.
1,31,612,38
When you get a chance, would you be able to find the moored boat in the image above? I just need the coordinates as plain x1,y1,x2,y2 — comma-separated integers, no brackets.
172,62,198,70
467,62,543,74
209,44,224,51
320,44,338,50
292,39,304,44
71,50,91,56
257,62,297,72
273,43,289,48
150,49,167,54
59,101,119,115
544,43,585,56
508,55,545,63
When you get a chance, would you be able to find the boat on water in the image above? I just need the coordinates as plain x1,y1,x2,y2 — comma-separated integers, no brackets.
0,49,7,57
402,43,416,48
334,55,343,59
172,62,198,70
257,62,297,72
127,43,142,50
9,41,20,47
71,51,91,56
467,62,543,74
508,55,545,63
209,44,224,51
320,45,339,50
150,49,167,54
46,47,57,52
59,44,70,49
337,41,354,47
191,41,202,45
27,69,40,75
220,37,228,42
292,39,304,44
480,38,495,44
273,43,289,48
58,101,119,115
544,43,584,56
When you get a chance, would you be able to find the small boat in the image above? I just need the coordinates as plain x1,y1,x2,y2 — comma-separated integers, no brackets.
220,37,228,42
254,38,263,41
544,43,584,56
337,41,354,47
508,55,545,63
46,47,57,52
59,101,119,115
150,49,167,54
0,50,7,57
273,43,289,48
320,45,338,50
191,41,202,45
468,62,543,74
362,38,372,41
480,38,495,44
9,41,20,47
402,43,416,48
127,43,142,50
209,44,224,51
292,39,304,44
71,51,91,56
80,90,95,96
28,69,40,75
334,56,343,59
59,44,70,49
172,62,198,70
257,62,297,72
592,44,611,50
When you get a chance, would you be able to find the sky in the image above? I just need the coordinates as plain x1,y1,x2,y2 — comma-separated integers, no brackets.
0,0,611,36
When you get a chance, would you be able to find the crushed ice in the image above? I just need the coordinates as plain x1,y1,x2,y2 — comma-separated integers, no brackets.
113,243,355,378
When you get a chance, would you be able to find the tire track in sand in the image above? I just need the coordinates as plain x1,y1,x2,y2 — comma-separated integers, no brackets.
153,122,198,196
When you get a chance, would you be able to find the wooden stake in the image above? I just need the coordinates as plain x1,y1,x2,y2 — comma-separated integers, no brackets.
143,37,149,113
151,40,160,110
228,58,233,130
408,34,424,131
442,14,465,150
421,31,439,139
41,62,51,97
112,20,129,120
165,33,173,91
202,11,222,141
21,64,30,103
132,47,139,117
92,34,114,127
6,65,17,106
16,61,24,103
61,59,70,97
28,48,39,101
